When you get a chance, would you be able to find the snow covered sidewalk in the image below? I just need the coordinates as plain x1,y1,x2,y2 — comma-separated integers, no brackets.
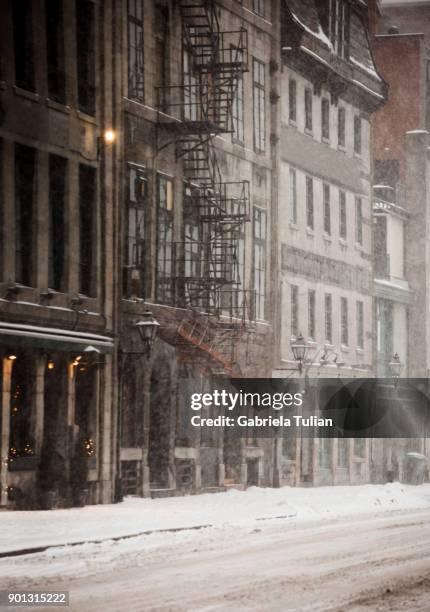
1,483,430,556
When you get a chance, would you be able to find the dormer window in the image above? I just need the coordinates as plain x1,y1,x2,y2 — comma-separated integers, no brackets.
329,0,349,59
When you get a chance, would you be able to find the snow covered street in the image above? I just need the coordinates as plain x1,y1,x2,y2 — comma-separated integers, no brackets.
1,484,430,611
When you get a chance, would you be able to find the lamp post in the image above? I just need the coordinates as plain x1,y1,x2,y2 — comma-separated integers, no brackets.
290,333,311,375
135,310,160,359
388,352,403,387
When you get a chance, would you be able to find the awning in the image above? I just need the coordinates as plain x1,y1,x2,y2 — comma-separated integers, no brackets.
0,321,114,353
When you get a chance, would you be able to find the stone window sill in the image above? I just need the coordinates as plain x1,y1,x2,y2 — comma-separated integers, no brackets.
13,86,40,102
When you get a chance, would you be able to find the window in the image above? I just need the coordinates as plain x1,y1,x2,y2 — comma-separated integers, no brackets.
289,79,297,123
154,3,169,110
123,165,147,298
76,0,95,115
45,0,66,103
253,208,266,320
305,88,313,132
354,115,362,155
127,0,144,101
330,0,349,59
15,144,36,286
291,284,299,337
306,176,314,230
338,107,346,147
12,0,34,91
9,354,35,460
356,300,364,349
48,155,67,291
156,175,174,304
319,438,332,468
78,165,96,295
325,293,332,344
308,289,316,340
252,0,264,17
289,168,297,224
183,185,202,306
233,222,246,311
355,197,363,245
341,296,348,346
233,49,245,143
339,190,346,239
253,59,266,152
323,183,331,235
322,98,330,140
338,438,348,467
354,438,366,458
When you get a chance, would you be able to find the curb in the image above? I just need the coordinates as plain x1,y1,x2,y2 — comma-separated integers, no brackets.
0,523,213,559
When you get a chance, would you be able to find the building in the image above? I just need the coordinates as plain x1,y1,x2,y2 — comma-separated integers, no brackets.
0,0,118,508
0,0,400,510
116,0,278,497
273,0,387,486
370,0,430,482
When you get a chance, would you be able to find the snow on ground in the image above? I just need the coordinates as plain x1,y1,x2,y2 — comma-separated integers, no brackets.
1,483,430,555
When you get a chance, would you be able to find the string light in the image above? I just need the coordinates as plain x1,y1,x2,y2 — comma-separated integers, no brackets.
7,355,17,361
84,438,95,457
47,360,55,370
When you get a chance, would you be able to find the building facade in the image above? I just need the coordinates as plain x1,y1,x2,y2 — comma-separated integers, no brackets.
0,0,404,510
273,0,387,486
0,0,118,509
116,0,278,497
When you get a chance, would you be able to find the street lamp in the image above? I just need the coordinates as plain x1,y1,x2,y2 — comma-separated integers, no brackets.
389,352,403,386
291,333,310,374
135,310,160,359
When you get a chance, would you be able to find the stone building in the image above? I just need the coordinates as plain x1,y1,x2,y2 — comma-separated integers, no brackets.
116,0,279,497
0,0,397,509
0,0,118,508
273,0,387,486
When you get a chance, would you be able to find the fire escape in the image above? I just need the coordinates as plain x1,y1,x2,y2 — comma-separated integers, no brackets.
156,0,252,375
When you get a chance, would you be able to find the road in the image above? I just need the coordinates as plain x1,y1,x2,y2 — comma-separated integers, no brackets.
1,508,430,611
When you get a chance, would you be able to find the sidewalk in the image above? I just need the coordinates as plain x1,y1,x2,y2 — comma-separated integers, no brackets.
1,483,430,556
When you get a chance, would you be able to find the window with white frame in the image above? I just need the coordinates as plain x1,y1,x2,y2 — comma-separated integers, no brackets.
338,106,346,147
291,284,299,337
339,190,347,239
325,293,333,344
127,0,144,102
322,97,330,140
329,0,349,59
232,47,244,144
341,296,348,346
306,176,314,230
252,0,264,17
253,207,266,320
323,183,331,235
156,174,174,304
356,300,364,349
354,115,362,155
124,165,147,298
305,87,313,131
253,58,266,152
355,196,363,245
289,168,297,224
289,78,297,123
308,289,316,340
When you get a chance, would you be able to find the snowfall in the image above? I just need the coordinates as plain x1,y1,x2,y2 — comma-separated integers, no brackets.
1,484,430,611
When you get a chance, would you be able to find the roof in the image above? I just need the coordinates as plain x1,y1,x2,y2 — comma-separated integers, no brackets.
282,0,387,108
